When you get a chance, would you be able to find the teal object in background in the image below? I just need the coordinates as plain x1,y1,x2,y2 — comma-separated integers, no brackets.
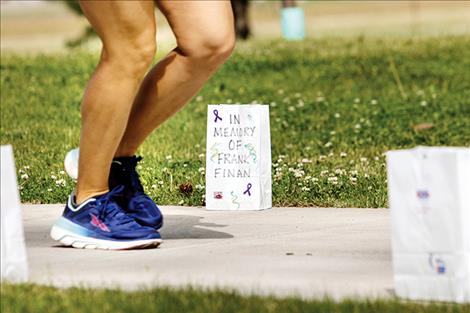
281,7,305,40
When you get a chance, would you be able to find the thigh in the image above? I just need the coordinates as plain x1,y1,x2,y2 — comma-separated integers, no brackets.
79,0,156,53
156,0,234,54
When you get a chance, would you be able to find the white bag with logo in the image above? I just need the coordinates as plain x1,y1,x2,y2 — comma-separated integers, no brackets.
387,146,470,303
1,145,28,282
205,104,271,211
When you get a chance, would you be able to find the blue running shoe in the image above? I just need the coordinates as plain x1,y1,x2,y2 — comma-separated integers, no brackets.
109,156,163,229
50,185,162,250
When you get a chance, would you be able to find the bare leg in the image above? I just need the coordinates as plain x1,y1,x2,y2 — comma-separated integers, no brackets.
76,1,156,204
115,0,235,157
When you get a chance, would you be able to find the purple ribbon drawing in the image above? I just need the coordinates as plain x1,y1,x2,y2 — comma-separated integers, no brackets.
243,183,252,196
213,109,222,123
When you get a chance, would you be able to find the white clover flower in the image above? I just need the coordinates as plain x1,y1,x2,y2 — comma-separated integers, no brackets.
320,170,329,176
355,124,361,129
301,186,311,191
364,173,370,178
324,142,333,148
295,92,301,98
294,169,305,178
195,184,204,191
328,152,334,157
55,179,66,186
301,158,311,163
47,188,52,192
59,170,65,175
165,155,172,160
335,169,343,175
288,106,295,112
183,164,188,168
374,156,379,161
319,155,326,161
330,131,336,135
21,173,29,180
152,184,157,189
50,174,57,180
350,170,359,176
178,200,184,205
158,180,164,185
334,113,340,118
328,176,338,182
195,144,200,148
371,99,378,105
305,175,312,180
316,96,325,102
24,165,30,169
340,152,347,158
368,186,373,190
420,100,427,107
196,95,203,102
360,157,368,163
350,177,357,182
270,102,277,107
311,177,319,182
198,153,204,159
198,167,205,173
354,98,360,103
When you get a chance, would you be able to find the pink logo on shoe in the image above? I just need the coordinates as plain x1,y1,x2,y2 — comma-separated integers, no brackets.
90,214,110,232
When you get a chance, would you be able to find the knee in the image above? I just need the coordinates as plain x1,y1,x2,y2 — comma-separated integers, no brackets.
182,32,235,68
103,40,156,78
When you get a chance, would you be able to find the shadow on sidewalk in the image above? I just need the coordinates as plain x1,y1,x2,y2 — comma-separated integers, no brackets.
160,215,233,240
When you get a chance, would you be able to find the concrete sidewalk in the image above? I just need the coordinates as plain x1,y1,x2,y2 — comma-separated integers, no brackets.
23,204,394,299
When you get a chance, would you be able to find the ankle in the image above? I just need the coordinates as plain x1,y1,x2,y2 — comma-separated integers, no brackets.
75,188,109,205
114,147,137,159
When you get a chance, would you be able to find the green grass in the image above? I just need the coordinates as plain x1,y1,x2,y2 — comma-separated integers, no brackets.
2,283,469,313
1,36,469,207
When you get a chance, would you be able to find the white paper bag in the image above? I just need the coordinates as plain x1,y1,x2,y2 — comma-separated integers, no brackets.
387,146,470,303
1,145,28,282
205,104,272,211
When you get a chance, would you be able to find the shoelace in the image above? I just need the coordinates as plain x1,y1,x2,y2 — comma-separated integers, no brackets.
96,185,134,226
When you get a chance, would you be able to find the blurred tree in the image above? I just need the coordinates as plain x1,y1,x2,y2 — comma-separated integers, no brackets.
230,0,251,40
59,0,96,48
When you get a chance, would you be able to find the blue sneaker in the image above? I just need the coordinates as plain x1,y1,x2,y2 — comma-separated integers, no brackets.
109,156,163,229
50,185,162,250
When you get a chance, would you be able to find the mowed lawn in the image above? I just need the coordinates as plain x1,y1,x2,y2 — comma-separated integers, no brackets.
2,283,469,313
1,36,469,207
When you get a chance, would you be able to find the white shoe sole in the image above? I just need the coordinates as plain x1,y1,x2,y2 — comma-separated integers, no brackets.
50,224,162,250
